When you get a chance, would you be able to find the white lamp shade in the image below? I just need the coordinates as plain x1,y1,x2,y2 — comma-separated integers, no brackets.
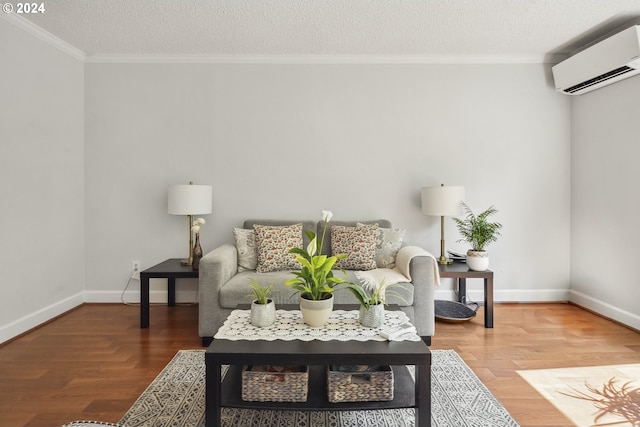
421,185,465,216
168,184,212,215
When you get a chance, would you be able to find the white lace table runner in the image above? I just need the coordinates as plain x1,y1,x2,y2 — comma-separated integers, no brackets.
214,309,421,342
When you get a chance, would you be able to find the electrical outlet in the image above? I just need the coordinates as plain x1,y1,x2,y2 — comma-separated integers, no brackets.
131,260,141,280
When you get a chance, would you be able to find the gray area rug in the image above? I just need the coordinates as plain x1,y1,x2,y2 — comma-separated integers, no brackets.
118,349,519,427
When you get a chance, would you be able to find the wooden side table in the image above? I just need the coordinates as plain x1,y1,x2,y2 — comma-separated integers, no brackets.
139,258,199,328
438,262,494,328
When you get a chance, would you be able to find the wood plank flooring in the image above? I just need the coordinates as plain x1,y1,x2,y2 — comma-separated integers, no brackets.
0,302,639,427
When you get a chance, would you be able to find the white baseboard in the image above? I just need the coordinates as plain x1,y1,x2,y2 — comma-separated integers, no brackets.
569,290,640,331
0,289,198,344
3,288,635,345
0,292,84,345
434,288,570,303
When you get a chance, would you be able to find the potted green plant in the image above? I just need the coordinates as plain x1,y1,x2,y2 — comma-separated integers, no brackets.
285,210,349,327
248,279,276,327
345,280,407,328
452,202,502,271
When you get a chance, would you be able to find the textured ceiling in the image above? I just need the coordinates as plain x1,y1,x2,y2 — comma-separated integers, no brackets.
11,0,640,59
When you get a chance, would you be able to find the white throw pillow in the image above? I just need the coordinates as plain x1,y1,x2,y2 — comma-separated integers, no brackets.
357,223,406,269
233,228,257,272
376,227,406,269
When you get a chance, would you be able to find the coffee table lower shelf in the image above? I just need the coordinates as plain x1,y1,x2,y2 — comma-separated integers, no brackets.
222,364,415,410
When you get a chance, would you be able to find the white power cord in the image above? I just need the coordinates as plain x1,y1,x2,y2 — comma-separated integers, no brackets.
121,273,139,306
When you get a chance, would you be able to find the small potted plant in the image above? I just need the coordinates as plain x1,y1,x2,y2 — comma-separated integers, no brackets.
248,279,276,327
345,280,406,328
452,202,502,271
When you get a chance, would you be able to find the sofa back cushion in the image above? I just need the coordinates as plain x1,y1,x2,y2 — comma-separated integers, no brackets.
236,219,400,272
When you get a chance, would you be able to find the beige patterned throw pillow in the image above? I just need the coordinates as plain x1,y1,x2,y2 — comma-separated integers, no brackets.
331,224,378,271
233,228,257,272
253,223,303,273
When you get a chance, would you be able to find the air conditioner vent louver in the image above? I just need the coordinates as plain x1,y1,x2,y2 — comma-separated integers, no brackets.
564,65,635,94
552,25,640,95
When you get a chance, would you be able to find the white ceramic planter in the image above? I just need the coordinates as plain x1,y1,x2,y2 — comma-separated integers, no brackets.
250,300,276,327
299,293,334,327
466,250,489,271
359,303,385,328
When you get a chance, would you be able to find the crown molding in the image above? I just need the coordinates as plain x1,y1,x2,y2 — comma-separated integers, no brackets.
2,14,563,65
2,13,86,61
86,53,561,65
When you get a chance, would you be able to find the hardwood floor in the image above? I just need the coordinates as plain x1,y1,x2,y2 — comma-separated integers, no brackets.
1,303,639,427
0,304,202,427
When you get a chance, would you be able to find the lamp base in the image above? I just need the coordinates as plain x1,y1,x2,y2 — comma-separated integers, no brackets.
437,256,453,265
180,259,192,266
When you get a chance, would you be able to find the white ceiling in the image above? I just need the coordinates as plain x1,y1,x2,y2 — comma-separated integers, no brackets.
10,0,640,61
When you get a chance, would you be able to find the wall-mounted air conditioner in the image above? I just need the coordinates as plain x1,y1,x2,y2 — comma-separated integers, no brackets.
552,25,640,95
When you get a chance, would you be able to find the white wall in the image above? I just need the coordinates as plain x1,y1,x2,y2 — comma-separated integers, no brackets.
6,12,640,342
84,62,571,305
570,76,640,330
0,18,85,343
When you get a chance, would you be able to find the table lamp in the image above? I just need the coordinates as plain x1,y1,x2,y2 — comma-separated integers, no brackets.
168,182,212,265
421,184,465,264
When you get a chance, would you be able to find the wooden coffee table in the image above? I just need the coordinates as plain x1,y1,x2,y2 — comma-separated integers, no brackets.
205,305,431,427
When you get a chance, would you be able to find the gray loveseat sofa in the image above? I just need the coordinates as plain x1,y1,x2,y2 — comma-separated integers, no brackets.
198,219,437,346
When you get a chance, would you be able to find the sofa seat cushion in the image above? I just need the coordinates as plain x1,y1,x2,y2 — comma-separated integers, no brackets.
219,270,414,309
220,270,300,308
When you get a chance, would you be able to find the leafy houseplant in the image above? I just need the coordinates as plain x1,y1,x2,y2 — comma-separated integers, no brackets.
345,280,405,310
452,202,502,271
248,279,276,327
285,210,348,301
285,210,349,327
346,280,407,327
248,279,272,305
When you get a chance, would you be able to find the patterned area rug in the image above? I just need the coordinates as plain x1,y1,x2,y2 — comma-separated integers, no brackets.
119,349,519,427
518,363,640,427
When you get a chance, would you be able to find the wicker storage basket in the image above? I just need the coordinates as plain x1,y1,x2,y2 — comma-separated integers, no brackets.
241,365,308,402
327,365,394,403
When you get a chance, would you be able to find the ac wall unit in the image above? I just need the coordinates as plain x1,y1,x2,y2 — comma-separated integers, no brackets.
552,25,640,95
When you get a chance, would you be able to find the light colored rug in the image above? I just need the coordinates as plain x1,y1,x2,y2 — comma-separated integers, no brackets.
518,363,640,427
118,349,519,427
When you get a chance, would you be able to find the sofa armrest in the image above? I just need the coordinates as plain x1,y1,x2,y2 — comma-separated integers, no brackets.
198,244,238,337
407,252,437,337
